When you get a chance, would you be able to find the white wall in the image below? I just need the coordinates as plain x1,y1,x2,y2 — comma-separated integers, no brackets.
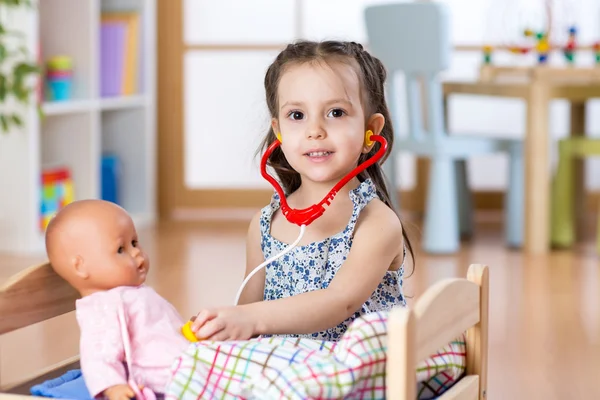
186,0,600,191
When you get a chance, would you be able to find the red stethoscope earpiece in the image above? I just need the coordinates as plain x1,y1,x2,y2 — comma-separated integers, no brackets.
260,134,388,226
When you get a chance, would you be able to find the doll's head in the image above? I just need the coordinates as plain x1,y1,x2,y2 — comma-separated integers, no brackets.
45,199,149,297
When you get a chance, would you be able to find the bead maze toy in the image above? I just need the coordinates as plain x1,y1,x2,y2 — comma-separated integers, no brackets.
564,26,577,64
593,42,600,63
483,45,493,65
524,28,550,64
40,166,74,231
478,0,600,84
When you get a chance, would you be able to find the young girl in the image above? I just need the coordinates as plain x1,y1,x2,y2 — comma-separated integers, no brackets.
191,40,414,342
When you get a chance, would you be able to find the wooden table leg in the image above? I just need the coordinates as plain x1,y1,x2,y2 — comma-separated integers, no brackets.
525,83,550,254
414,159,430,215
569,102,586,241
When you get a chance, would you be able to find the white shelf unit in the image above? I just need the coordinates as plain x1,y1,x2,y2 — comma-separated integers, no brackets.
0,0,156,254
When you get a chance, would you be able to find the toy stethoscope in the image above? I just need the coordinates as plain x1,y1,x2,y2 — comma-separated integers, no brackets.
233,130,388,305
180,130,388,342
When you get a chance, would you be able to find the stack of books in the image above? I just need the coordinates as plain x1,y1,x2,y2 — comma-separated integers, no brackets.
100,12,141,97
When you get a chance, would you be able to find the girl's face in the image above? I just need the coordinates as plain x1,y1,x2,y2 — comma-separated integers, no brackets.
272,61,384,187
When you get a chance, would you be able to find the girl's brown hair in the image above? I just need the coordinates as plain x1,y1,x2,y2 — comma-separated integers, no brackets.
257,40,414,271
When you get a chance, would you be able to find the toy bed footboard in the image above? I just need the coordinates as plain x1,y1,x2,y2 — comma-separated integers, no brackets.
388,264,489,400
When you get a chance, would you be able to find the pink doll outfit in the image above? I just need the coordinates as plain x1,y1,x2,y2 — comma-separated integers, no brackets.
75,285,189,398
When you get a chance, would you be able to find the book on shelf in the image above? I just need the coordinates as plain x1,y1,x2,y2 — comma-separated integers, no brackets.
100,11,141,97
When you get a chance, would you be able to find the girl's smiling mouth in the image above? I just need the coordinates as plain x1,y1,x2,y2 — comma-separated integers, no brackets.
305,149,334,160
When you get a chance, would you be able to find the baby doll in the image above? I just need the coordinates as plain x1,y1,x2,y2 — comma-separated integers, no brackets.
45,199,190,400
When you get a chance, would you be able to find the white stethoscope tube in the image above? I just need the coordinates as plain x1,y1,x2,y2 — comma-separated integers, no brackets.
234,224,307,305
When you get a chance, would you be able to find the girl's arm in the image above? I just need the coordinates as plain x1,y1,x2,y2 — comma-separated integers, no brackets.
248,200,404,336
237,210,265,305
192,200,404,340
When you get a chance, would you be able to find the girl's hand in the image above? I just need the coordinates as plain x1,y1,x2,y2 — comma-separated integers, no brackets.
191,306,257,341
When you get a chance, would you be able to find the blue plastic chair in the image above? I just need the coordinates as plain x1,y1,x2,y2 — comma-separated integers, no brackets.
364,2,524,253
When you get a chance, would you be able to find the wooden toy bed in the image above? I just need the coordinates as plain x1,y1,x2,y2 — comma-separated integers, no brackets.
0,262,488,399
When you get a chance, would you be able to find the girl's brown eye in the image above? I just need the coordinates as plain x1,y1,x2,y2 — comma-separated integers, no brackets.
328,109,345,118
288,111,304,120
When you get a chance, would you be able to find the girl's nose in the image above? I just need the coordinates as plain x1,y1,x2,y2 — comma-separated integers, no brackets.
306,125,326,140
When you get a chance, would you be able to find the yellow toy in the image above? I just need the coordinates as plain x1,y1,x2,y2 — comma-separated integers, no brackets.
181,320,199,342
364,129,374,147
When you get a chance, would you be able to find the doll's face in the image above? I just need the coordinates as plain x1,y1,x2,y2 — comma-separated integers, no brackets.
46,200,149,297
80,205,149,292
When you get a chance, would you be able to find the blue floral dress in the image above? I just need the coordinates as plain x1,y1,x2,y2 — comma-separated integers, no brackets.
259,178,406,341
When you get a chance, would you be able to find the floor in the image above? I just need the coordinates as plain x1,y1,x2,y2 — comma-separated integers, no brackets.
1,215,599,399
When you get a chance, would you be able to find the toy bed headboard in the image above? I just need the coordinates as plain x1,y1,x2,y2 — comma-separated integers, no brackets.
387,264,489,400
0,262,80,392
0,262,79,336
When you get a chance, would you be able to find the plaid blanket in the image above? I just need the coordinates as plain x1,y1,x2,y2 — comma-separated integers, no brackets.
165,311,466,399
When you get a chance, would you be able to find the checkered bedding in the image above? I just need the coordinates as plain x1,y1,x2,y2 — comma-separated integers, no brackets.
165,311,466,399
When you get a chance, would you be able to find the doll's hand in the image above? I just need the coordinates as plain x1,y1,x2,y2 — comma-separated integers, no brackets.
103,384,135,400
191,306,256,341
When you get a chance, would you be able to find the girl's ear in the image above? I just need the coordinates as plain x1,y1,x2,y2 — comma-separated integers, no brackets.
271,118,280,138
363,113,385,153
367,113,385,135
72,255,89,279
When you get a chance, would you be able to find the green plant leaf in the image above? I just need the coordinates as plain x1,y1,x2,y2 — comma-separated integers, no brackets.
12,72,25,100
37,103,44,122
0,115,9,133
10,114,23,126
14,88,29,103
14,62,40,75
0,0,41,134
0,74,6,101
3,0,21,6
0,0,34,9
11,78,29,103
11,114,22,126
11,63,37,103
